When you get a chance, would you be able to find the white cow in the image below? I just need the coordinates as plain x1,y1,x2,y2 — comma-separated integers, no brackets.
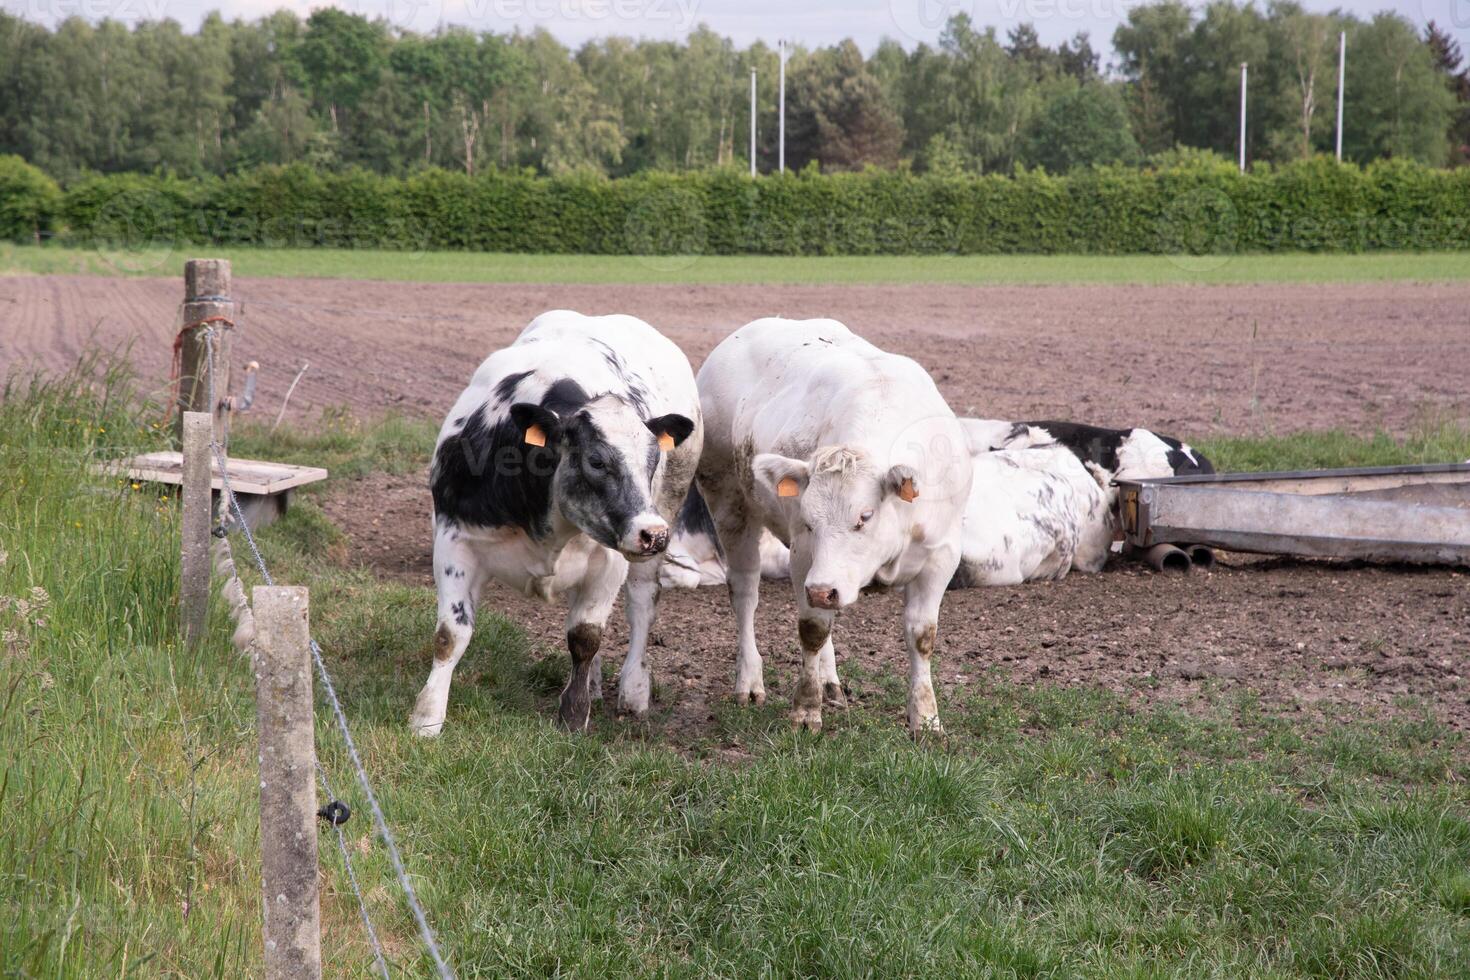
950,445,1114,587
412,311,701,734
696,318,972,734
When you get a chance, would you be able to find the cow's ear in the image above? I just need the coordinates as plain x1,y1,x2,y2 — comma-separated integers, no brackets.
645,413,695,450
509,403,562,448
753,453,809,500
884,464,920,503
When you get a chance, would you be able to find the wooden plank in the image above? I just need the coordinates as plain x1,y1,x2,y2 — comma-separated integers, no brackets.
94,452,328,496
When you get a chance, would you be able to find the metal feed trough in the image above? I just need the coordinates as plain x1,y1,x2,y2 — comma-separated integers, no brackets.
1117,463,1470,566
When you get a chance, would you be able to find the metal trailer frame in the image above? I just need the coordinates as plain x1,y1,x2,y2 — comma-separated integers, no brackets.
1116,463,1470,566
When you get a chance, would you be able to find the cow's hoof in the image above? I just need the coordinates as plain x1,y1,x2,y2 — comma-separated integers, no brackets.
616,695,651,720
822,682,848,708
558,694,593,732
408,703,445,737
909,716,944,739
616,674,652,719
735,686,766,707
790,704,823,733
410,720,444,738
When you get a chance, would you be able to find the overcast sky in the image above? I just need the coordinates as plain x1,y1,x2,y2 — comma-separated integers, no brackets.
6,0,1468,63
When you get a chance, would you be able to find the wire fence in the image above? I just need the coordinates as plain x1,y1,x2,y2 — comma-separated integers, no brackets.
202,327,455,979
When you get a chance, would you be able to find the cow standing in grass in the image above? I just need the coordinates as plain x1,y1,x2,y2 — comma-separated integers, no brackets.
413,311,700,734
695,318,971,735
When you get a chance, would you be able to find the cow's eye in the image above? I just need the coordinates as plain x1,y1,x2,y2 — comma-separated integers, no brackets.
855,509,874,530
586,453,606,473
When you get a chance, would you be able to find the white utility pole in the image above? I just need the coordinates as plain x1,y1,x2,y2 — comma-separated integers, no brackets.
750,67,757,177
1335,31,1346,161
1238,62,1248,173
778,40,790,172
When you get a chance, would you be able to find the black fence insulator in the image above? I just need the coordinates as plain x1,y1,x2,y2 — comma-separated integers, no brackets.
318,801,352,826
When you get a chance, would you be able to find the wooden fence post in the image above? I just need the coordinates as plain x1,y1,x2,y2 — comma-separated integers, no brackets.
180,411,213,647
174,258,233,448
253,586,322,980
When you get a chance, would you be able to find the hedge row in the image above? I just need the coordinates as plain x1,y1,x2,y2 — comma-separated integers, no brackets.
5,154,1469,254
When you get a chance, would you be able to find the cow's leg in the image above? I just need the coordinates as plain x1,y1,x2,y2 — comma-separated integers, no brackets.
616,556,662,717
720,519,766,705
818,636,845,707
902,553,955,736
410,525,483,737
559,546,624,732
789,548,834,732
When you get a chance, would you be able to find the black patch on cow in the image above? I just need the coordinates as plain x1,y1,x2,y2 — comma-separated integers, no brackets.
1155,435,1216,475
431,380,593,538
1022,421,1125,473
542,377,593,416
494,370,534,404
674,483,723,558
591,339,652,418
557,411,648,546
1023,421,1214,477
450,600,472,626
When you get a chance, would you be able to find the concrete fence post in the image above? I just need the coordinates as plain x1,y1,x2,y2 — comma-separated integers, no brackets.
253,586,322,980
180,411,213,647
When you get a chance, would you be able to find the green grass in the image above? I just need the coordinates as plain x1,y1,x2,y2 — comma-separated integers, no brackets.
4,242,1470,285
1199,421,1470,472
6,371,1470,976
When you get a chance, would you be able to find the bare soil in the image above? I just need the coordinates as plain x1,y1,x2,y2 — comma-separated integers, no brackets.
6,274,1468,739
4,275,1469,434
320,470,1470,741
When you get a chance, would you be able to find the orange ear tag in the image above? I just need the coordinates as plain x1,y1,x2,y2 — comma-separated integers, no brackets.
898,477,918,502
524,423,546,447
657,432,675,452
777,477,800,498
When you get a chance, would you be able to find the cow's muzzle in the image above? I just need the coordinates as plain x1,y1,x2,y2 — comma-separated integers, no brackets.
805,584,841,610
623,520,670,560
638,526,670,555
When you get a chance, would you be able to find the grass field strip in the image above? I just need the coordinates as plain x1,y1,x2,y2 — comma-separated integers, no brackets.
202,332,455,978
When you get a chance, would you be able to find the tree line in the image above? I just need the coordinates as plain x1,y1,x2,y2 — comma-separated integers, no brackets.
1,2,1466,183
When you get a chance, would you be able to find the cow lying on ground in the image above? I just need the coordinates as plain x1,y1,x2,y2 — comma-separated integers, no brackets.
696,317,971,734
412,310,700,735
659,485,790,588
959,419,1214,484
664,447,1110,590
950,444,1114,587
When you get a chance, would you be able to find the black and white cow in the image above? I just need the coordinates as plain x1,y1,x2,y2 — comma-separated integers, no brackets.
959,419,1214,483
412,311,700,735
697,317,971,735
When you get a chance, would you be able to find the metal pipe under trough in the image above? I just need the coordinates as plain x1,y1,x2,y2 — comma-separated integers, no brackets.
1118,463,1470,566
1144,543,1192,573
1186,545,1217,570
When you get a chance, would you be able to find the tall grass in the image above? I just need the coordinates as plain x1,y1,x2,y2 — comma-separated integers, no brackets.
0,365,262,975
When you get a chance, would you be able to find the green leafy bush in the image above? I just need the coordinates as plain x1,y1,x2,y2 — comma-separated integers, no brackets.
33,158,1470,255
0,155,61,242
